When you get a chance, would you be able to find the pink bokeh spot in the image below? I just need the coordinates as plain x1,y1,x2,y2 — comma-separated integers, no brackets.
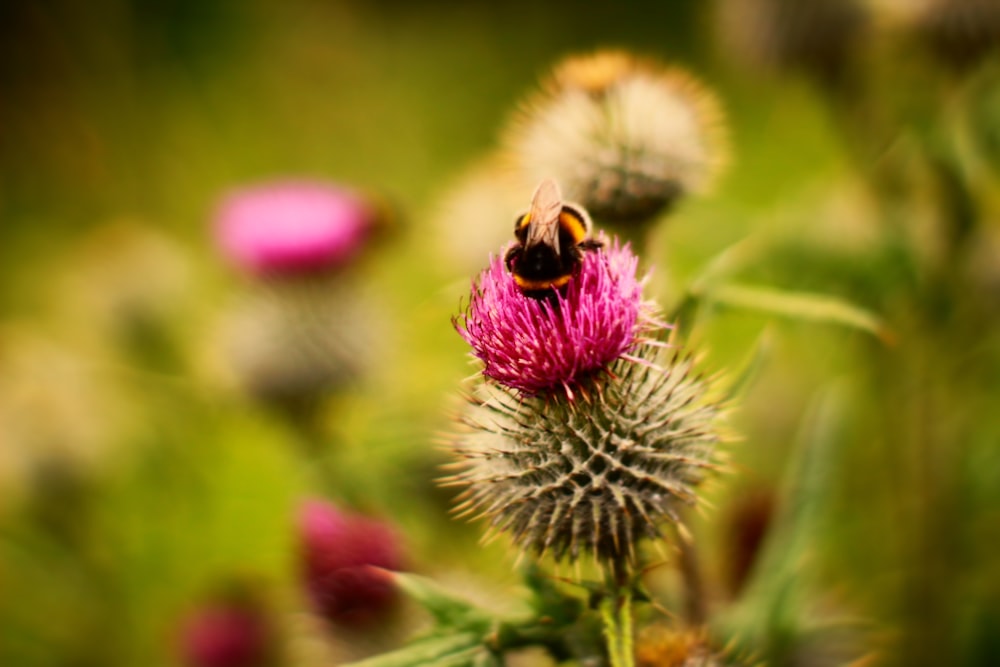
215,180,373,275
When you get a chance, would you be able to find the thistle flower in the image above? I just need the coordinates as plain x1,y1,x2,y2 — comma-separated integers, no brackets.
444,342,720,569
298,499,404,627
212,179,387,407
446,184,724,568
502,50,726,227
453,237,657,397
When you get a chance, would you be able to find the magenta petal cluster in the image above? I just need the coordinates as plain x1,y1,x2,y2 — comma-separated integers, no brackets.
215,180,374,275
298,499,404,627
454,238,653,395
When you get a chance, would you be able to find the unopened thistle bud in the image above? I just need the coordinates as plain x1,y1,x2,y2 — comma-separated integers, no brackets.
297,498,405,627
714,0,869,86
907,0,1000,71
502,50,726,228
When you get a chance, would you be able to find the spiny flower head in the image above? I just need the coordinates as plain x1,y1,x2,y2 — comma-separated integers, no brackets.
221,277,374,404
215,180,380,276
444,342,721,569
502,49,726,226
297,499,404,627
453,237,657,397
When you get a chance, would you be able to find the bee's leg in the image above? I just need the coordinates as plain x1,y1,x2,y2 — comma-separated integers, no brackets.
578,239,604,252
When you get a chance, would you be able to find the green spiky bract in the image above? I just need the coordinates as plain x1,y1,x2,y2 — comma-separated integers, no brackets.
444,341,721,572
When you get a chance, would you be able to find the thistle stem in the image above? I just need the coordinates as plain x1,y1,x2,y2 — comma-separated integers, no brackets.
600,580,635,667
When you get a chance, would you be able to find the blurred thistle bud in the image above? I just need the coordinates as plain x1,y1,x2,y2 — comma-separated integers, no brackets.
502,50,727,230
53,220,193,359
905,0,1000,72
297,498,404,627
714,0,869,86
212,179,389,410
0,329,129,509
445,217,723,570
430,157,525,273
177,591,275,667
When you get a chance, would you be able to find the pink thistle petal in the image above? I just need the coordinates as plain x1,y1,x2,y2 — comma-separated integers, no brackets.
454,238,659,395
214,180,374,275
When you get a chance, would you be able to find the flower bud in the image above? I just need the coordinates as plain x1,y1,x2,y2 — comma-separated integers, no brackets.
908,0,1000,71
297,499,404,626
502,50,726,228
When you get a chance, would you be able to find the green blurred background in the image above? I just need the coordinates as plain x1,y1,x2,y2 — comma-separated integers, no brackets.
2,1,1000,666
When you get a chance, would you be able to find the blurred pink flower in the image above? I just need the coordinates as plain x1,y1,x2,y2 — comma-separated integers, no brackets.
298,499,404,627
215,180,376,275
454,238,658,396
179,600,271,667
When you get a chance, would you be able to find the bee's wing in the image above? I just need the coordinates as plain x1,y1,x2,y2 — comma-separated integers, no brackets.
525,178,563,253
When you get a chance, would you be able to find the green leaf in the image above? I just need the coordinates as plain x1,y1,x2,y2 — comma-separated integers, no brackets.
342,632,489,667
386,571,493,631
342,574,515,667
705,283,892,342
716,383,858,663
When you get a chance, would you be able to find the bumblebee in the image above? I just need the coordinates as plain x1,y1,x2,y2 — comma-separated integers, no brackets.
505,179,602,299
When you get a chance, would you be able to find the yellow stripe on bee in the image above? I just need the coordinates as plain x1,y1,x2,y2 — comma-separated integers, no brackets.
513,273,573,291
559,210,588,244
516,213,531,231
